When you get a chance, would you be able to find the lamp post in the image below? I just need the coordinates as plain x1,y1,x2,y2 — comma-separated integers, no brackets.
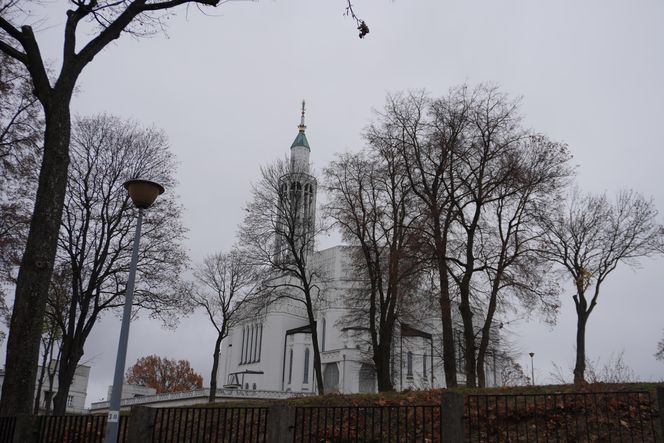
529,352,535,386
104,179,164,443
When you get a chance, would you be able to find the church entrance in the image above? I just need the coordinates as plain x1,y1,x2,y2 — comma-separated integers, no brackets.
323,363,339,392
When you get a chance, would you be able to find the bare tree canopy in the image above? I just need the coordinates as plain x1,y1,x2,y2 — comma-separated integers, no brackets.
48,114,187,414
191,249,254,402
362,85,572,387
539,189,663,383
0,53,41,314
126,355,203,394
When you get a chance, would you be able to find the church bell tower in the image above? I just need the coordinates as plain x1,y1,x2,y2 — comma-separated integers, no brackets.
274,101,318,261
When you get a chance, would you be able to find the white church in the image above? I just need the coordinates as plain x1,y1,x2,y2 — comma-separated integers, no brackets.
90,105,507,413
216,105,494,396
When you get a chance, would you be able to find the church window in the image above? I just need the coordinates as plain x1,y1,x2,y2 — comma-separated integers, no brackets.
288,349,294,384
250,325,256,362
303,348,310,383
253,323,259,362
240,327,246,364
245,383,249,390
245,325,251,364
258,324,263,361
252,383,257,390
407,351,413,377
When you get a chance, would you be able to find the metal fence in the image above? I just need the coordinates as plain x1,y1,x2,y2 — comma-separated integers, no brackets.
465,391,660,442
0,417,15,443
37,414,128,442
293,405,442,442
151,407,269,443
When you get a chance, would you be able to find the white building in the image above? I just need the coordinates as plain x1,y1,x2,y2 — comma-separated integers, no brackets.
218,105,465,395
0,360,90,414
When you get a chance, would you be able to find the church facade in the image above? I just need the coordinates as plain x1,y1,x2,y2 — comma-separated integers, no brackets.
218,105,504,395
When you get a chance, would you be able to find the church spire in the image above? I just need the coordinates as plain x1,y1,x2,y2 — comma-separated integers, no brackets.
291,99,310,150
298,100,306,133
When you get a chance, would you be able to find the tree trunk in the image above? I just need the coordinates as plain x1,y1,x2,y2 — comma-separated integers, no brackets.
459,296,476,387
437,257,457,388
574,312,588,384
208,333,224,403
52,338,84,415
476,284,499,388
0,100,72,415
374,338,394,392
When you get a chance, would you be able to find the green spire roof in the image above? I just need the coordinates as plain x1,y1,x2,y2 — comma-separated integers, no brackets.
291,131,310,149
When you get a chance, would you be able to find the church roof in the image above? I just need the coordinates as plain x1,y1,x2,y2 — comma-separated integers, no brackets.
291,131,310,150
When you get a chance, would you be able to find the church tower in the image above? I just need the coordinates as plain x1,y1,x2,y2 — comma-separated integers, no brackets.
274,101,318,261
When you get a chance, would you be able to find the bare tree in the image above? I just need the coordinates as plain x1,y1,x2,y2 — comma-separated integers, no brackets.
656,332,664,362
474,135,571,387
0,52,41,311
324,146,422,391
48,114,187,414
191,250,254,402
539,189,663,383
374,90,461,387
239,157,326,393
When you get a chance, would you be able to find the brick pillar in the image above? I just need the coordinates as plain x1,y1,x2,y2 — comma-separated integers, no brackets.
13,415,39,443
441,391,465,443
126,406,158,443
266,405,296,443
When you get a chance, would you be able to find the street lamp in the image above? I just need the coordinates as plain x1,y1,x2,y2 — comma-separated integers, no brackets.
104,179,164,443
529,352,535,386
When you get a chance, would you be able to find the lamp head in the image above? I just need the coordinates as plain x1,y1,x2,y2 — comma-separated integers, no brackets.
123,179,165,209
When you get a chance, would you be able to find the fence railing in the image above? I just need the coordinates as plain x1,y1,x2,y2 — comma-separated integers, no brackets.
465,391,660,442
36,414,129,443
0,417,15,443
1,388,661,443
293,404,442,443
152,407,268,443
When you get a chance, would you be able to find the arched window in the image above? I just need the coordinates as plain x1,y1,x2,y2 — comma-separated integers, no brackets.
240,327,246,364
407,351,413,377
252,383,257,390
258,324,263,361
249,325,255,363
303,348,310,383
245,383,249,390
245,325,250,364
253,323,259,362
423,353,428,379
288,349,294,384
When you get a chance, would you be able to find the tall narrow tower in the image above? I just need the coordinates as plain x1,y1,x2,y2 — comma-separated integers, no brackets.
274,102,318,261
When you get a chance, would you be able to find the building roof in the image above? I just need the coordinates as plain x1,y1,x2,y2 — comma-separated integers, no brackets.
291,131,310,150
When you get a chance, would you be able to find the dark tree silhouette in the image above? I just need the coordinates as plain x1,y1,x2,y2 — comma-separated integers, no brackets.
539,190,662,383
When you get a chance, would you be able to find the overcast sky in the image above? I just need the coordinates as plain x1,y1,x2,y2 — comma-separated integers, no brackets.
2,0,663,405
